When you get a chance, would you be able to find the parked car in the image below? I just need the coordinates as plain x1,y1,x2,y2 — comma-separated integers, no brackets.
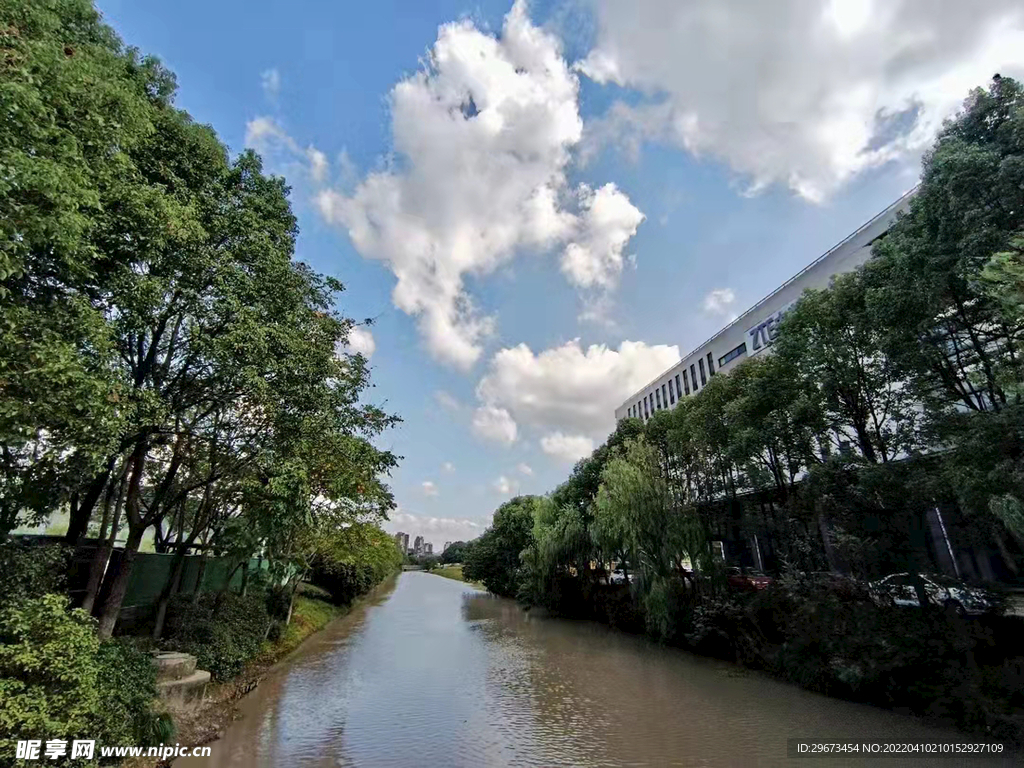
609,568,632,584
726,567,773,592
868,572,995,615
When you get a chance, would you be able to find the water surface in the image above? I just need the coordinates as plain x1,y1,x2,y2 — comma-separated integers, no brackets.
181,571,1017,767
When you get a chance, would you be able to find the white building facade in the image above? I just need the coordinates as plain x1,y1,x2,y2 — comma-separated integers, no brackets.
615,189,917,424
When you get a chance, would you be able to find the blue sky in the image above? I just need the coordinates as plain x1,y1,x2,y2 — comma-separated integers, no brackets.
97,0,1024,549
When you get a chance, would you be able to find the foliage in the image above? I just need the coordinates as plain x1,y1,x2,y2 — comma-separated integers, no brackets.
0,595,165,762
0,0,402,641
0,540,69,611
439,540,471,564
166,592,270,681
463,497,537,598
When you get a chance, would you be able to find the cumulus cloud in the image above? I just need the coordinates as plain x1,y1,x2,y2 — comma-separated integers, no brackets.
421,481,439,497
472,405,518,445
314,1,644,369
494,475,519,495
702,288,737,319
579,0,1024,200
385,509,484,547
475,339,679,441
517,462,534,476
346,325,376,358
540,432,595,464
261,68,281,101
560,184,644,290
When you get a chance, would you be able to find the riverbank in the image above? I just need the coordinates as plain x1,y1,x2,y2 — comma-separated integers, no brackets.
430,565,484,588
132,581,390,768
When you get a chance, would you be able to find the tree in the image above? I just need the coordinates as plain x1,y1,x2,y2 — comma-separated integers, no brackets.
0,0,171,533
463,497,537,598
776,272,918,465
865,75,1024,417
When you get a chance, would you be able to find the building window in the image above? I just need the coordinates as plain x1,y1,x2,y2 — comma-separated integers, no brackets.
644,400,649,419
690,364,698,392
698,358,707,386
676,374,683,398
682,372,689,395
655,389,661,409
668,379,675,405
718,342,747,368
662,384,667,407
707,352,715,376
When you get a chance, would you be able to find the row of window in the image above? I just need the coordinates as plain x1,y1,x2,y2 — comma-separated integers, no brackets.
626,351,724,420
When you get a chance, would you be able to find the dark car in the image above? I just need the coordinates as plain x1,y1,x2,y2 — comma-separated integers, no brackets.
726,567,773,592
868,572,995,615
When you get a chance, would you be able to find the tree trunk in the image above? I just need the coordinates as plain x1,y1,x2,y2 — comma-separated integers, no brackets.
151,537,193,640
191,548,209,605
65,462,114,545
80,463,130,615
241,560,251,597
95,525,145,639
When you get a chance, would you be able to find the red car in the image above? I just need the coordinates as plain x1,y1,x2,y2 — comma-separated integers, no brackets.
726,567,773,592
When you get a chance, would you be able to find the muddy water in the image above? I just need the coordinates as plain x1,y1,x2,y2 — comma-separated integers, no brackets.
179,571,1018,767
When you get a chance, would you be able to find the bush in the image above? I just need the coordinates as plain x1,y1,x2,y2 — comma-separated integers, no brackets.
309,562,377,606
0,594,167,763
0,540,69,610
166,591,270,681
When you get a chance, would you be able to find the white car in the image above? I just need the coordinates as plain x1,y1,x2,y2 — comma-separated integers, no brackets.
868,573,994,615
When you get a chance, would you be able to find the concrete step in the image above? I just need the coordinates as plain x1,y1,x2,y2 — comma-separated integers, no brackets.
152,651,197,682
155,669,211,710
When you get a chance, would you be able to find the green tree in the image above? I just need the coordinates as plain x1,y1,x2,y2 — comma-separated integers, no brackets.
463,496,537,598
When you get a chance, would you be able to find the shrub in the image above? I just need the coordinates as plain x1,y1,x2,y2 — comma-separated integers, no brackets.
0,540,69,610
166,592,270,680
0,595,167,763
0,595,101,761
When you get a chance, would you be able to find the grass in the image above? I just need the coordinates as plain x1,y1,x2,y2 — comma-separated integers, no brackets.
430,565,484,588
249,593,343,667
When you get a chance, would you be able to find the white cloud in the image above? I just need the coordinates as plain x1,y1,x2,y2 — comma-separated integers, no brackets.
442,461,456,473
314,1,644,369
494,475,519,495
346,325,376,358
517,462,534,476
244,116,330,183
472,404,518,445
385,509,484,546
261,68,281,101
540,432,594,464
560,183,644,290
702,288,737,319
421,481,439,497
579,0,1024,201
476,339,679,440
306,147,328,183
434,390,462,412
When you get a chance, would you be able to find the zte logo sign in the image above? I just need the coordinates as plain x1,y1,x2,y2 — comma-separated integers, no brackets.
746,302,795,353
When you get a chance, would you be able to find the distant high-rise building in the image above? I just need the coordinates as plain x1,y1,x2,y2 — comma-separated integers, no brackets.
424,542,433,555
413,535,424,556
443,541,451,552
395,532,409,552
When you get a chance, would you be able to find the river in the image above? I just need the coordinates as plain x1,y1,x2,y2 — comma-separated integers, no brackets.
180,571,1018,767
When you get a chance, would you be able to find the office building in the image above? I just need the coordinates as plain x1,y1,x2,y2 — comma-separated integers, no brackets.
443,541,451,553
413,535,425,556
394,532,409,552
615,190,916,424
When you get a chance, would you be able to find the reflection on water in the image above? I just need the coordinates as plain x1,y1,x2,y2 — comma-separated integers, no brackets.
179,572,1018,768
